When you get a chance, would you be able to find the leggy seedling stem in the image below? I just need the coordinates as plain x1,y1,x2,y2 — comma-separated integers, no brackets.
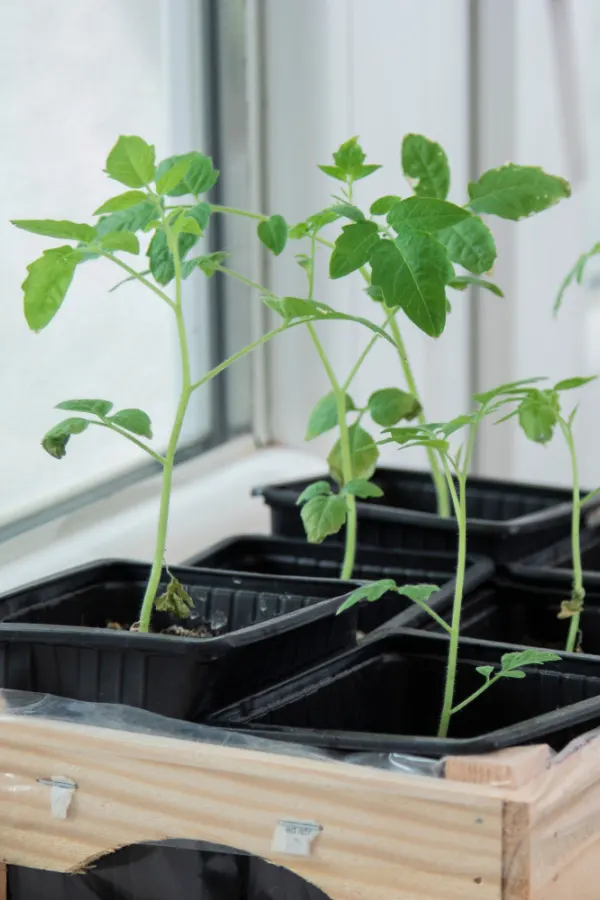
559,417,584,653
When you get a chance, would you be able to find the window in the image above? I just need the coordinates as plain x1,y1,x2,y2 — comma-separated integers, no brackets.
1,0,251,532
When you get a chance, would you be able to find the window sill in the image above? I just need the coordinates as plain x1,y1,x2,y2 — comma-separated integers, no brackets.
0,438,325,594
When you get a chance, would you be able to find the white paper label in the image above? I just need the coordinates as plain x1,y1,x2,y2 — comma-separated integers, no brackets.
271,819,322,856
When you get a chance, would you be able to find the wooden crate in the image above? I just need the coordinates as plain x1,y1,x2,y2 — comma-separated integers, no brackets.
0,709,599,900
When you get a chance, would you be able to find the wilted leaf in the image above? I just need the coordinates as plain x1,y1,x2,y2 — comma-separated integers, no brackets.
368,387,421,427
42,418,90,459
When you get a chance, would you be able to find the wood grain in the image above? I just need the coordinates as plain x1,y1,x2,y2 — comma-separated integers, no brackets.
0,714,506,900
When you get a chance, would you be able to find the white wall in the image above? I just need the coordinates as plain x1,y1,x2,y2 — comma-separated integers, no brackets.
262,0,472,470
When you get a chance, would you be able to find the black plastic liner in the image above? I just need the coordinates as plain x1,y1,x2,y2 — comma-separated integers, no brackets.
254,468,600,562
8,844,328,900
184,535,494,635
509,525,600,585
209,630,600,756
0,560,359,720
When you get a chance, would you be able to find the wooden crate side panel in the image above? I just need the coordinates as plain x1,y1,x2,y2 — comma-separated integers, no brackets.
0,716,506,900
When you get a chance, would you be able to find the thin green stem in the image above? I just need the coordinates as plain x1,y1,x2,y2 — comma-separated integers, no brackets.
190,323,291,393
342,306,398,392
216,265,264,293
210,204,335,250
561,419,585,653
389,316,450,517
98,251,176,311
305,230,356,579
138,216,192,634
93,421,165,465
450,673,502,717
437,465,467,739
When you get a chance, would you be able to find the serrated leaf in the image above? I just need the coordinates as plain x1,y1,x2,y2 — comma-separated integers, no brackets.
301,493,347,543
107,408,153,439
500,649,561,671
437,216,496,275
370,195,403,216
328,424,379,484
342,478,384,499
476,665,494,679
448,275,504,297
42,417,90,459
368,387,421,427
94,191,148,215
12,219,95,243
518,390,560,444
56,399,113,417
370,233,450,337
305,392,356,440
156,157,191,195
296,481,331,505
402,134,450,200
336,579,397,614
396,584,440,604
257,215,288,256
329,222,380,278
328,203,365,223
333,137,366,175
99,231,140,255
468,164,571,220
154,152,219,197
21,246,81,331
181,251,230,279
387,197,470,233
105,135,156,188
95,201,158,236
554,376,597,392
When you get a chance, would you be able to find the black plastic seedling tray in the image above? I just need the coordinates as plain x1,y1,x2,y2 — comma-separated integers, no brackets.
210,630,600,756
0,560,360,720
184,535,494,635
509,525,600,585
254,468,600,563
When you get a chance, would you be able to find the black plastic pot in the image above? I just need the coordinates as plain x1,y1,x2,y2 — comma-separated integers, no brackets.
209,630,600,756
8,844,327,900
255,468,600,563
0,560,360,720
184,535,494,635
508,525,600,584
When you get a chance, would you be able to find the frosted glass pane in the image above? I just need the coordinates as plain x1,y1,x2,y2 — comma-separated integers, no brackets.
1,1,211,524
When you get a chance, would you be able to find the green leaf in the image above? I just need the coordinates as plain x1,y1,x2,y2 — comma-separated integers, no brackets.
476,665,494,680
301,493,347,543
342,478,384,499
554,243,600,314
501,670,527,680
181,251,230,279
317,165,347,183
171,215,202,236
370,195,403,216
99,231,140,255
518,390,560,444
56,399,113,417
105,135,156,188
257,215,288,256
328,424,379,484
21,246,81,331
95,201,158,236
500,649,561,671
11,219,95,243
329,222,380,279
263,296,327,320
156,152,219,197
42,417,90,459
387,197,470,233
156,157,191,195
365,284,385,303
368,387,421,427
336,579,397,614
473,378,547,406
468,164,571,220
395,584,440,604
107,408,153,439
437,216,496,275
370,234,450,337
401,134,450,200
305,392,356,440
333,136,366,175
94,191,148,214
147,204,210,285
437,413,478,437
554,376,597,392
448,275,504,297
296,481,332,505
328,203,365,223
